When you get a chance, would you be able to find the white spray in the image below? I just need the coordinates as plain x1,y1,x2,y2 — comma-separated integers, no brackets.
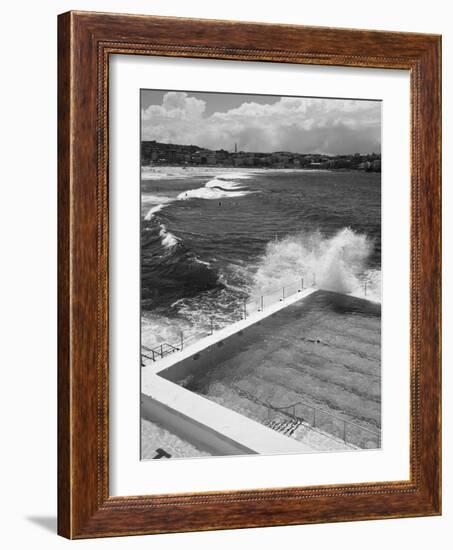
252,228,381,301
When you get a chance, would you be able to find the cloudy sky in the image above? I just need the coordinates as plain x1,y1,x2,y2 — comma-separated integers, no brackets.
141,90,381,155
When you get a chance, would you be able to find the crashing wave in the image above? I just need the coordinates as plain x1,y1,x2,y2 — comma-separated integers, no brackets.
177,186,251,200
177,173,254,201
158,224,180,248
144,203,166,221
251,228,381,302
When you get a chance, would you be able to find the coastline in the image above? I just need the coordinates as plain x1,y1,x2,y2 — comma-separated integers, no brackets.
141,164,369,180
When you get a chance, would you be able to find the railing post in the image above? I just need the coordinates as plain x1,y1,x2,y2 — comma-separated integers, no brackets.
243,298,247,319
343,420,346,443
261,295,264,312
364,281,367,296
301,277,304,289
313,408,316,427
180,331,184,351
210,317,214,335
160,344,163,358
282,287,285,300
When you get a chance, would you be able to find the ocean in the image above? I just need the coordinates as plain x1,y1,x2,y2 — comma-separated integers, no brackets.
140,167,381,351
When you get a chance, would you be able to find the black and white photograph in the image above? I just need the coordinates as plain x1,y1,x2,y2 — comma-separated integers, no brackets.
140,89,382,460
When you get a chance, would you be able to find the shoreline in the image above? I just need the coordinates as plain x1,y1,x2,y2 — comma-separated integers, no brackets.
141,165,378,180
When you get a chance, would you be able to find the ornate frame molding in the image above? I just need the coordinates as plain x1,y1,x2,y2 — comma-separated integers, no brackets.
58,11,441,538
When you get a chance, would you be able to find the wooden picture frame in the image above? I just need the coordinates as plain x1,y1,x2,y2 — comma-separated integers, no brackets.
58,10,441,539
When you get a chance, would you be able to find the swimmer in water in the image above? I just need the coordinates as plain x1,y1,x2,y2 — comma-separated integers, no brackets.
304,337,323,344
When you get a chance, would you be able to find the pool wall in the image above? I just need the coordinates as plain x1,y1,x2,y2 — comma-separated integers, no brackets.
141,373,312,456
141,393,256,456
153,287,318,381
158,323,259,385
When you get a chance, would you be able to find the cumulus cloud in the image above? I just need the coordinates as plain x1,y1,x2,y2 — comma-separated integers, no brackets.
141,92,381,155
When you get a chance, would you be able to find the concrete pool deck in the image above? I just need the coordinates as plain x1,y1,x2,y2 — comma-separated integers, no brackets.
141,289,381,457
142,374,315,457
142,287,320,457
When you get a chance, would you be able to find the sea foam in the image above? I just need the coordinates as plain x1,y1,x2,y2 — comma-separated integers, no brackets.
159,224,179,248
177,174,253,201
144,203,166,221
252,228,381,302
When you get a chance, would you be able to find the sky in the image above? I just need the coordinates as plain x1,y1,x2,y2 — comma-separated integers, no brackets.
141,89,381,156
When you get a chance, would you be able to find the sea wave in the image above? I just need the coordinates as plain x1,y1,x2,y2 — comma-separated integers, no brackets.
205,177,245,190
141,193,174,205
141,312,192,349
251,228,381,302
143,172,254,220
158,224,180,248
177,186,251,200
177,173,254,201
142,193,177,221
141,227,381,351
144,203,166,221
211,171,254,181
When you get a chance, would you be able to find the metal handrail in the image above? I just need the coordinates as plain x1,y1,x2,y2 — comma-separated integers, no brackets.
230,383,379,448
268,399,380,440
267,399,380,447
141,272,375,364
144,341,181,362
141,276,315,364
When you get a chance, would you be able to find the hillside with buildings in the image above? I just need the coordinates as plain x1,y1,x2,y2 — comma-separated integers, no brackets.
141,140,381,172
